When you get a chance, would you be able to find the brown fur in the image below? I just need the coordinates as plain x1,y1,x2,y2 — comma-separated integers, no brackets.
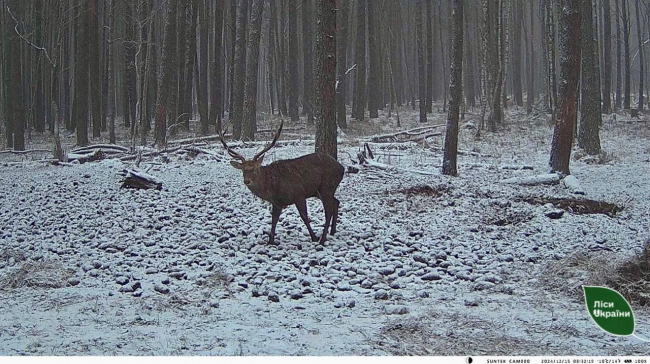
231,153,344,244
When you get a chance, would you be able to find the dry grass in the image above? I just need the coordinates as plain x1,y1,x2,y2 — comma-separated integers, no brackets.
607,239,650,306
537,252,615,302
0,261,75,290
372,311,561,356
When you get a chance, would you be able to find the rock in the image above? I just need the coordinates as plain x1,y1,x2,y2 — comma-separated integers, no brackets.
290,292,304,300
421,272,442,281
132,291,142,297
154,284,170,294
385,305,409,315
337,283,352,291
546,210,564,219
347,299,356,308
67,278,81,287
413,254,429,264
378,265,396,276
334,301,345,308
473,281,495,291
374,289,389,300
116,276,130,285
268,293,280,303
418,290,430,298
131,281,142,291
145,268,159,274
464,297,481,307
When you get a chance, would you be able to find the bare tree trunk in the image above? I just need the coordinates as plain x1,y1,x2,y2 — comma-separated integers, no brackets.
635,0,644,111
288,0,300,121
154,0,179,147
622,0,631,109
336,0,349,129
231,0,248,138
241,0,265,141
512,0,523,107
198,0,210,134
210,0,226,132
315,0,337,159
550,0,581,175
302,0,315,124
353,0,366,120
615,0,622,109
416,0,426,123
368,0,380,118
442,0,464,176
579,0,602,155
602,0,612,113
73,0,89,147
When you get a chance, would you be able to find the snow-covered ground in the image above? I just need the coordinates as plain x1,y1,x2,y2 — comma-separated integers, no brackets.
1,108,649,355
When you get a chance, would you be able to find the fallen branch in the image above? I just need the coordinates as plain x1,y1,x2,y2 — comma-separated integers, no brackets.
119,146,183,161
0,149,52,155
371,124,446,143
502,173,562,186
71,144,129,154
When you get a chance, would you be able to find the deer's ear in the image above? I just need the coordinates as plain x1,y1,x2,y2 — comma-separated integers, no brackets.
230,161,243,169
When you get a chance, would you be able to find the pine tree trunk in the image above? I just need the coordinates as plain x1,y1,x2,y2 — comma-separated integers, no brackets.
426,0,433,113
579,0,602,155
512,0,523,107
550,0,581,175
73,0,89,147
315,0,337,159
615,0,622,109
241,0,265,141
8,0,23,149
336,0,349,129
210,0,226,132
288,0,300,121
368,0,380,118
353,0,366,120
154,0,179,147
198,0,210,134
302,0,315,124
602,0,612,113
622,0,631,109
416,0,426,123
231,0,249,138
442,0,464,177
635,0,644,111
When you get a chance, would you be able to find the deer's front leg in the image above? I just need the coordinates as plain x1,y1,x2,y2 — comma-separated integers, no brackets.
269,204,283,245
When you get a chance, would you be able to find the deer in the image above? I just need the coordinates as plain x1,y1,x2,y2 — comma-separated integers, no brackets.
219,121,344,245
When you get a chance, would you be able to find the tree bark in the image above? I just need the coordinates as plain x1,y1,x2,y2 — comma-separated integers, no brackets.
231,0,249,138
416,0,426,123
549,0,581,175
73,0,90,147
288,0,300,121
512,0,523,107
210,0,226,132
602,0,612,113
336,0,349,129
302,0,315,124
622,0,631,109
634,0,644,111
579,0,602,155
442,0,464,177
154,0,179,147
315,0,337,159
353,0,366,121
368,0,380,118
241,0,265,141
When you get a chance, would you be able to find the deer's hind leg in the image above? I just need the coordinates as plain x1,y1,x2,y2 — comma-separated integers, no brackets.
269,204,283,245
330,198,340,235
295,199,319,242
319,198,337,244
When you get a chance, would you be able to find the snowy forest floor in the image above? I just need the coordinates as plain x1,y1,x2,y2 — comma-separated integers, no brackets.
1,105,650,355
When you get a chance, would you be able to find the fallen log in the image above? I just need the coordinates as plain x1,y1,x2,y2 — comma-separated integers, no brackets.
67,149,105,164
371,124,445,143
502,173,562,186
71,144,129,154
119,169,162,190
516,196,621,217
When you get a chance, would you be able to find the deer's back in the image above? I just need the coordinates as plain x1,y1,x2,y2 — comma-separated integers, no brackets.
262,153,344,205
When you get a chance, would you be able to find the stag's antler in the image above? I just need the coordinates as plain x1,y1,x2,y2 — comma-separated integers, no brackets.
218,126,246,162
253,120,284,161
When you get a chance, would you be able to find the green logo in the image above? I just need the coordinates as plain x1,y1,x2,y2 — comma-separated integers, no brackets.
583,286,634,336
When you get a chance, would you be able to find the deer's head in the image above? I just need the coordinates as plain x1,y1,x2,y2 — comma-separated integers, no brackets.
219,121,283,189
